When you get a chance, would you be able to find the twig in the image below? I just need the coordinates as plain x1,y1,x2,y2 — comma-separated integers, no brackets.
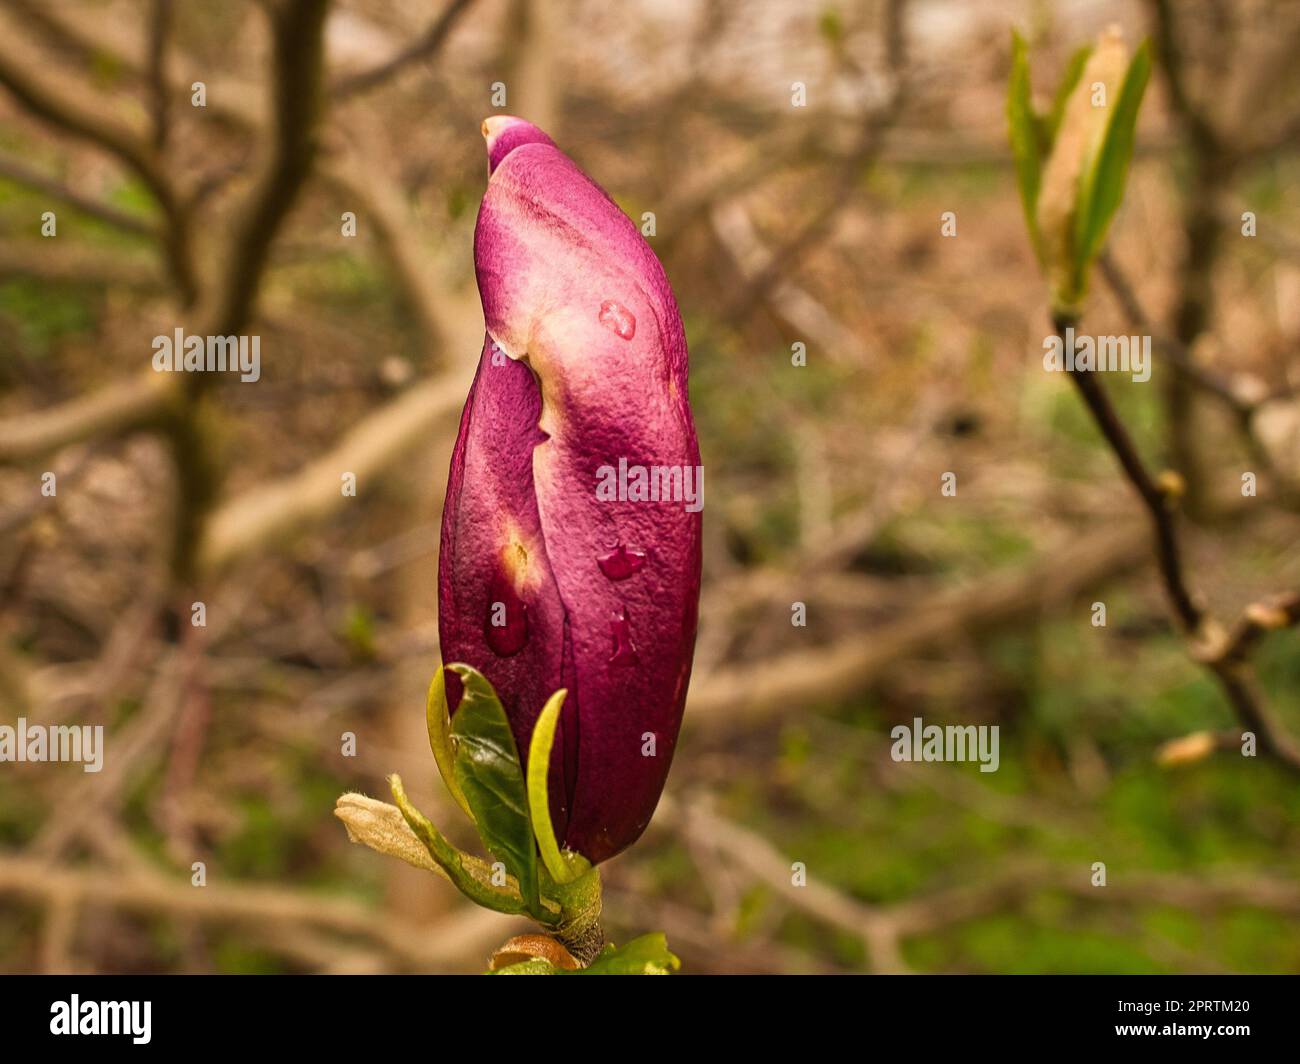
1097,251,1246,415
0,372,177,463
160,619,212,862
330,0,476,99
197,372,466,574
0,32,196,302
200,0,329,339
0,853,515,972
1098,250,1300,509
1056,316,1202,631
1144,0,1247,513
0,242,163,290
30,651,184,859
1147,0,1221,158
724,0,909,320
1054,316,1300,774
688,521,1152,733
0,153,157,237
1219,593,1300,664
145,0,173,151
323,154,446,359
656,793,1300,974
658,794,909,973
165,0,331,588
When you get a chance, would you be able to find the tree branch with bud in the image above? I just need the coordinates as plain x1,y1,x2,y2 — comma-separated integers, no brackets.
1009,25,1300,776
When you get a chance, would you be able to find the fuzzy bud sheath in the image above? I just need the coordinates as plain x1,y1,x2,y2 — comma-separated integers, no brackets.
1036,25,1130,310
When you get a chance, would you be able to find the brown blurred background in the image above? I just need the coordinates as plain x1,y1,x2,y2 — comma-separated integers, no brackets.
1,0,1299,974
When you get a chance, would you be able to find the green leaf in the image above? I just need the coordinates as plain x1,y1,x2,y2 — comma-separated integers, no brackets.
426,667,473,820
1072,40,1151,277
1044,43,1093,147
526,688,589,885
447,663,542,919
388,774,528,915
1007,29,1043,262
581,934,682,975
487,933,681,975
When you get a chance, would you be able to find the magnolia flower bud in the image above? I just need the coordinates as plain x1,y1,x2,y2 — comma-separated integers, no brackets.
438,117,703,864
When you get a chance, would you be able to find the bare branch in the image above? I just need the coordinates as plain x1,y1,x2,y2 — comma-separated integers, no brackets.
0,372,176,463
1057,319,1203,632
145,0,173,150
1097,251,1246,415
688,522,1151,734
201,0,331,338
0,32,196,301
1055,317,1300,774
197,373,466,574
724,0,910,320
1218,593,1300,664
1146,0,1223,158
0,241,163,290
0,853,514,972
0,153,157,237
331,0,476,99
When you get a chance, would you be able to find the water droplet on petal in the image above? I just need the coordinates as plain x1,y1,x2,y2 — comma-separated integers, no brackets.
597,544,647,581
484,570,529,657
598,300,636,341
608,607,639,666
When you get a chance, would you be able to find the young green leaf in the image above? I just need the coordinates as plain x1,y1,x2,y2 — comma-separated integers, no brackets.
1007,29,1043,262
526,688,588,885
577,933,681,974
426,667,473,820
1073,39,1151,278
388,773,528,915
447,663,542,919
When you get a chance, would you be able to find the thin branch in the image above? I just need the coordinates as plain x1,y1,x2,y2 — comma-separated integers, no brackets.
1219,593,1300,664
1099,250,1300,510
0,241,163,290
655,793,1300,974
165,0,331,588
0,153,157,237
688,521,1152,734
1056,317,1203,632
331,0,476,99
1146,0,1222,158
1055,317,1300,774
1097,251,1246,415
724,0,909,321
197,373,466,574
145,0,173,151
0,33,197,302
323,156,446,359
657,794,908,973
30,651,185,859
0,372,177,463
201,0,330,339
0,853,515,972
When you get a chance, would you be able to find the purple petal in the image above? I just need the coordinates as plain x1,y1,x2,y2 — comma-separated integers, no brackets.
440,117,702,863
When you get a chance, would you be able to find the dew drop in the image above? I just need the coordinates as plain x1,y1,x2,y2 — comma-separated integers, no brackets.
484,570,529,657
598,299,636,341
597,543,647,581
608,607,639,666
